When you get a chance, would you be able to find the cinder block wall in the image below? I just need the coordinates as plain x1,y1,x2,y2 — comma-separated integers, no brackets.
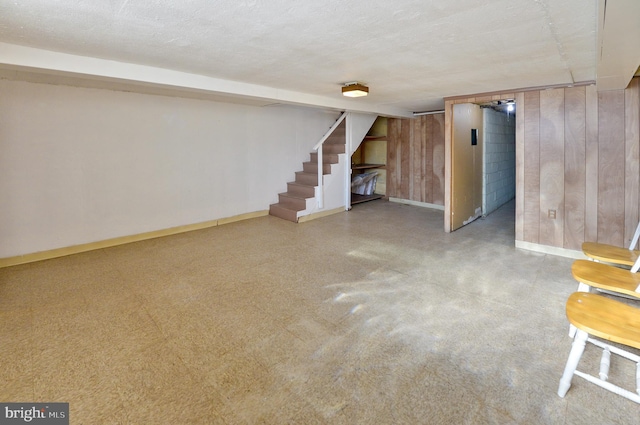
482,108,516,216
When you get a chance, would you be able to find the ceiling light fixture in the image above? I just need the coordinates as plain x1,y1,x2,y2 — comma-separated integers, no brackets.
342,82,369,97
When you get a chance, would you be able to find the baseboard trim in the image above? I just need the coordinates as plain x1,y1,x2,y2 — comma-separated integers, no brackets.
0,210,269,268
2,211,588,268
515,240,587,260
389,197,445,211
298,207,345,223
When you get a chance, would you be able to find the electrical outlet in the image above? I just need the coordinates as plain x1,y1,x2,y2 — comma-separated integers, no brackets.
548,209,556,219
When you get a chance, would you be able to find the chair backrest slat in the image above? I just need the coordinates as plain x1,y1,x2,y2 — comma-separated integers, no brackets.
629,221,640,250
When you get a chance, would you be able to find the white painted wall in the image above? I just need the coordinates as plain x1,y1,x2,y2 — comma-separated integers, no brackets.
482,108,516,216
0,79,339,257
307,155,348,215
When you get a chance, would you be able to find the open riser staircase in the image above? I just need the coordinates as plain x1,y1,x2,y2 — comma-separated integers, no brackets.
269,121,346,222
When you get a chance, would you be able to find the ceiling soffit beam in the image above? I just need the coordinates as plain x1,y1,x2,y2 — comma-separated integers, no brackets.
0,43,413,118
596,0,640,91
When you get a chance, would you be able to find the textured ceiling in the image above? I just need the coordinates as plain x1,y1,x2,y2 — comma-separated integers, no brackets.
0,0,611,115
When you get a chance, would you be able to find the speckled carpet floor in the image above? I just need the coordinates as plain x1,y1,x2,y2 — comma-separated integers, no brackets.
1,199,639,424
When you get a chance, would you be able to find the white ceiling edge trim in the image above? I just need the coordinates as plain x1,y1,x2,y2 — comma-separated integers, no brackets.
596,0,640,91
0,42,413,118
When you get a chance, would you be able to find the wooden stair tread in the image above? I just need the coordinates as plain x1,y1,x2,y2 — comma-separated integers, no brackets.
294,171,318,185
571,260,640,298
309,152,339,163
582,241,639,267
278,192,307,200
268,203,298,222
302,161,332,174
288,182,313,188
287,182,315,197
275,199,306,211
566,292,640,350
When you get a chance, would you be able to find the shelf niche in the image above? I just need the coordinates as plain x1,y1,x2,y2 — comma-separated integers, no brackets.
351,117,387,205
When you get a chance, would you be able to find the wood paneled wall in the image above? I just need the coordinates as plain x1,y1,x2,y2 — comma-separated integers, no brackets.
518,81,639,250
442,78,640,250
387,113,445,205
387,78,640,251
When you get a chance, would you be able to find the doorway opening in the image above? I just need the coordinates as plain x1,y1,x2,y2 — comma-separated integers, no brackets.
449,100,517,232
479,100,516,219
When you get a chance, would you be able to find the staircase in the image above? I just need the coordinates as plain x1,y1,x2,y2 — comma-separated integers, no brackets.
269,121,346,222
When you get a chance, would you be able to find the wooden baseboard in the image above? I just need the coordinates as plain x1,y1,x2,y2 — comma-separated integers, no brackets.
298,207,345,223
515,240,587,260
0,210,269,268
389,197,445,211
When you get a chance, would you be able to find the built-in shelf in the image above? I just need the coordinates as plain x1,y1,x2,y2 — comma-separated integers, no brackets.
351,193,384,204
351,119,387,206
352,163,385,171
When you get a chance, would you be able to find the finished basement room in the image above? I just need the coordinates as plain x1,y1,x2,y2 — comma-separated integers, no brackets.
1,1,640,423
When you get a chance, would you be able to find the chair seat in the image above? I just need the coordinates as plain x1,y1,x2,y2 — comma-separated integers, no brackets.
571,260,640,299
566,292,640,350
582,241,639,267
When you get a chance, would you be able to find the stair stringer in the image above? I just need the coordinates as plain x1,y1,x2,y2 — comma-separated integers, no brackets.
295,152,348,220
